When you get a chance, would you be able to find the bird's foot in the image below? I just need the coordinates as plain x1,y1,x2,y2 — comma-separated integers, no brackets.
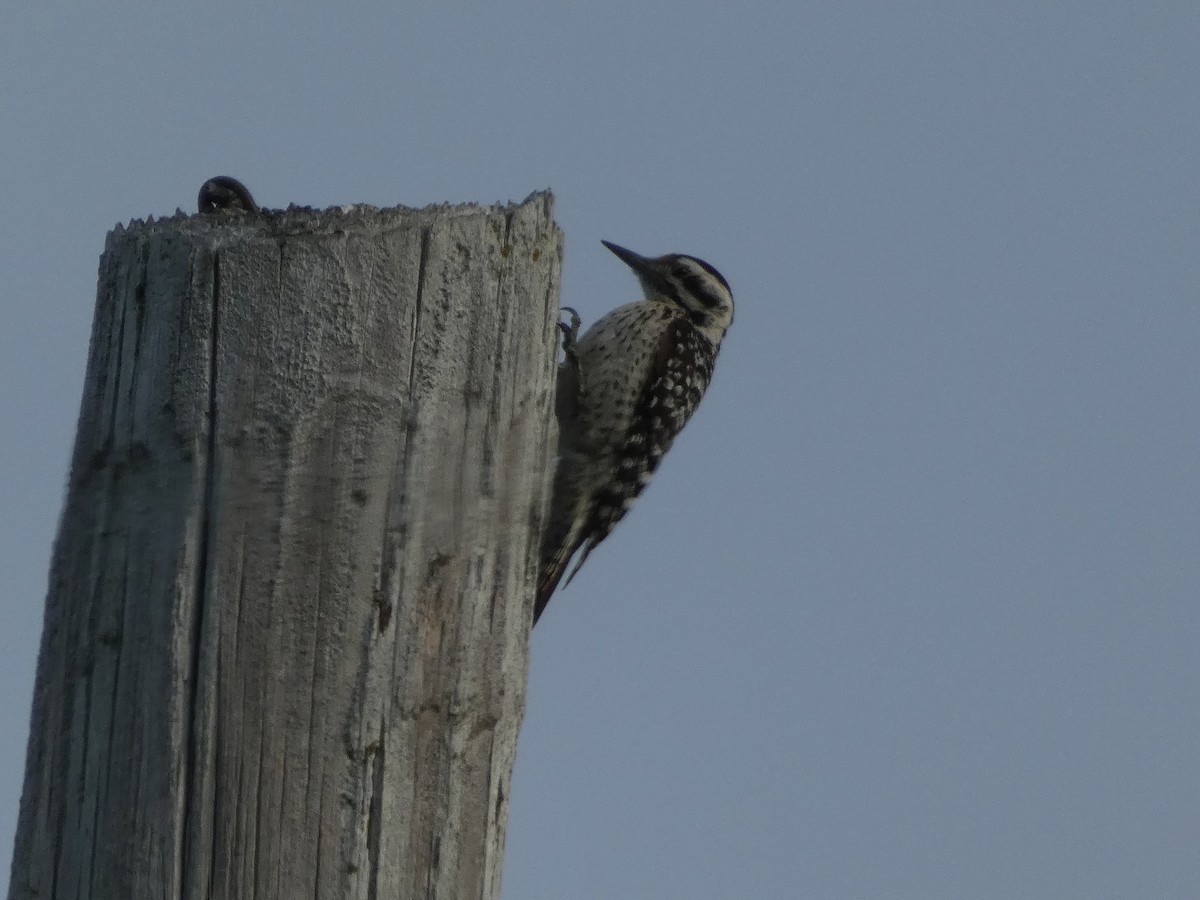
554,306,584,421
558,306,581,360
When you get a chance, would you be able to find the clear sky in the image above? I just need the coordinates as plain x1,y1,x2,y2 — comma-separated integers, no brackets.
2,4,1198,898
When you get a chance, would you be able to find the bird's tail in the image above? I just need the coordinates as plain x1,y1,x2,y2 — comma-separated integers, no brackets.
534,527,581,624
534,466,592,625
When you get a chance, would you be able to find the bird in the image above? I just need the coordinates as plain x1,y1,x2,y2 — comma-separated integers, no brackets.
198,176,260,214
534,240,734,625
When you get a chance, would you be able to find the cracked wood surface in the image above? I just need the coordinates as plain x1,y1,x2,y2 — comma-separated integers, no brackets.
8,194,562,900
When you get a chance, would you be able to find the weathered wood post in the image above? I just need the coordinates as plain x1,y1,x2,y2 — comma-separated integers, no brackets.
8,193,562,900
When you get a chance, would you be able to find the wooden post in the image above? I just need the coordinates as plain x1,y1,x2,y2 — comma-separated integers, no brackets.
8,193,562,900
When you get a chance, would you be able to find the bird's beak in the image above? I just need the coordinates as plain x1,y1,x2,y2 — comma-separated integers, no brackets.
601,240,655,277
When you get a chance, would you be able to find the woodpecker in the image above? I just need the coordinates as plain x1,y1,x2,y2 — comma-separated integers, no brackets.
534,240,734,625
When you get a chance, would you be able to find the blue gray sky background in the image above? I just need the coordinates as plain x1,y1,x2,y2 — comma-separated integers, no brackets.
3,4,1198,897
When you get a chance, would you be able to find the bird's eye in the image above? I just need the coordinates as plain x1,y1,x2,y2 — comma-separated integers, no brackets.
673,269,724,308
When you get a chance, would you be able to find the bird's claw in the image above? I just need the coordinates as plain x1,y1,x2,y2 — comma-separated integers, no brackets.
558,306,581,355
554,306,584,422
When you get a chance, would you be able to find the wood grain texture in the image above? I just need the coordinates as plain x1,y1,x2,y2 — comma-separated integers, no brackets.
8,194,562,900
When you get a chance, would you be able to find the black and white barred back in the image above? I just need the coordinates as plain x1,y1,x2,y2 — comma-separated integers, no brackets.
535,241,734,624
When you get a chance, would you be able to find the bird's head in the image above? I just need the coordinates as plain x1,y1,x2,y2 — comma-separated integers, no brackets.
602,240,734,341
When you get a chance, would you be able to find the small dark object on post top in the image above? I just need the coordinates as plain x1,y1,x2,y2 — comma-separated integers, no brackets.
198,175,260,213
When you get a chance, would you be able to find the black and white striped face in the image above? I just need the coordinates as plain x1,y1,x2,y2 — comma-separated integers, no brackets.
601,241,734,340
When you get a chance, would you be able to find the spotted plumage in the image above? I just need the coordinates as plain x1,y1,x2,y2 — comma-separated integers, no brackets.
534,241,734,624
